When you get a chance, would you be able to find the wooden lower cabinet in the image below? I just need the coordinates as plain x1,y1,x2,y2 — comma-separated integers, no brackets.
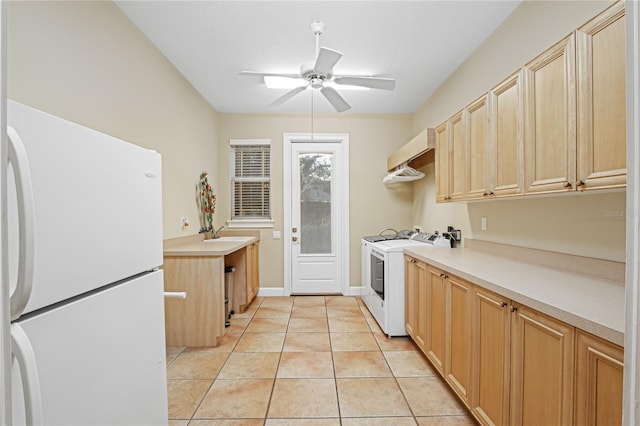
445,275,473,405
575,330,624,426
246,241,260,305
163,255,225,347
405,261,623,426
225,241,260,313
426,265,447,373
510,304,575,425
471,287,511,426
404,255,427,350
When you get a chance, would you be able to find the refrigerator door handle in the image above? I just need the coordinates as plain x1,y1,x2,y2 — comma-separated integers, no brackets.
10,323,42,425
7,126,35,320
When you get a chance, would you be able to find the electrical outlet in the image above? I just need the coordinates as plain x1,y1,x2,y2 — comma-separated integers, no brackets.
181,217,190,231
481,216,487,231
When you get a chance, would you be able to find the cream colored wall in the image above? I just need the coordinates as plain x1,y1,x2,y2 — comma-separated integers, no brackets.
411,0,626,262
218,113,414,288
7,1,219,239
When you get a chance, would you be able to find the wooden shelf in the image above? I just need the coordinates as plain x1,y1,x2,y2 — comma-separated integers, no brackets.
387,128,435,172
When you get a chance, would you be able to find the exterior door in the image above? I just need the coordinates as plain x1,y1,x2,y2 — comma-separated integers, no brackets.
284,134,349,295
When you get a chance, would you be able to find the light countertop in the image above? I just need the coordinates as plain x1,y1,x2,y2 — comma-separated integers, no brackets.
404,247,625,346
163,234,258,257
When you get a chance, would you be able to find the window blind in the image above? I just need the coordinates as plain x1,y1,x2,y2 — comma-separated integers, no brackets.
230,140,271,220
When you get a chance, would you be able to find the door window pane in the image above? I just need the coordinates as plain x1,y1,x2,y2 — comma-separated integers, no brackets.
299,153,332,254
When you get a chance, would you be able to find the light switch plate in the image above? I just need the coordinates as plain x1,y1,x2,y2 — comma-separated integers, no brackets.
273,230,281,239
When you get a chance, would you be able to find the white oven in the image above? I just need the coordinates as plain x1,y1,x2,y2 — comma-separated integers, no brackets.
361,233,450,336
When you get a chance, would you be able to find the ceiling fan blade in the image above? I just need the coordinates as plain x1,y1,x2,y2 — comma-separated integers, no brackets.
239,71,300,78
314,47,342,75
320,86,350,112
268,85,309,107
334,76,396,90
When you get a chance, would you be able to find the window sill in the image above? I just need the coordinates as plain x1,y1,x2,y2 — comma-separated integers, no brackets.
226,219,275,229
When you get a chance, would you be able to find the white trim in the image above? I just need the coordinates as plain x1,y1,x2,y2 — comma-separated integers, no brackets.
283,133,350,296
624,1,640,424
343,286,368,296
257,287,286,297
229,138,271,146
226,219,274,229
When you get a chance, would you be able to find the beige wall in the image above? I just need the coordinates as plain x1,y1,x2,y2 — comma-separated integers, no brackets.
7,1,219,239
6,0,626,296
218,113,414,287
411,0,626,262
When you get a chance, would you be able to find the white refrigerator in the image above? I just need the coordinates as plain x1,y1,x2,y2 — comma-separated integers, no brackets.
4,100,168,425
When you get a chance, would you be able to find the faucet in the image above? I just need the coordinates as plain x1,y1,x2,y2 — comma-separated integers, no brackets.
212,225,225,239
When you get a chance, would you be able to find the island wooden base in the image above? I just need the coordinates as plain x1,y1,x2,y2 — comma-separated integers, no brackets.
163,255,225,347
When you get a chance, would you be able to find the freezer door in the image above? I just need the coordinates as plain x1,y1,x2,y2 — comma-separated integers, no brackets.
7,100,163,315
11,270,168,426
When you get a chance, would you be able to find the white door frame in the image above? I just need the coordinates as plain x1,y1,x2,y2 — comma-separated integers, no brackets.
283,133,349,296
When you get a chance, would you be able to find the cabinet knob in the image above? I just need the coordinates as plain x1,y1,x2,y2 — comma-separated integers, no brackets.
292,236,298,242
483,192,488,196
489,191,494,196
510,305,518,312
576,180,586,187
500,301,507,308
563,181,573,188
439,273,445,278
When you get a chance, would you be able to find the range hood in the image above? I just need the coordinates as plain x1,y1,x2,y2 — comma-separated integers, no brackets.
384,128,435,184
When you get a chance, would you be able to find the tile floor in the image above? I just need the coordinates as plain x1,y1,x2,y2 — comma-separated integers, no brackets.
166,295,476,425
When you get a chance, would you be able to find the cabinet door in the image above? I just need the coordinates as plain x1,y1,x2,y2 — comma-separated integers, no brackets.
471,287,510,426
449,110,467,201
404,256,418,340
435,121,450,202
466,95,490,200
247,242,259,303
524,34,577,194
510,304,574,426
445,276,473,405
576,2,626,191
426,266,447,374
575,330,623,426
490,70,524,197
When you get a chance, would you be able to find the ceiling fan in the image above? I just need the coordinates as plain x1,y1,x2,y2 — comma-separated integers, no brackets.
240,21,396,113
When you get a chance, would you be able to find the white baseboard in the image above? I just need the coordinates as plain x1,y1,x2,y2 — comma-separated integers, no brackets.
257,287,285,297
343,286,368,296
257,286,367,297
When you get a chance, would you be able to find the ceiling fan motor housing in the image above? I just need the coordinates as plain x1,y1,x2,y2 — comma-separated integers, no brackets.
301,62,331,88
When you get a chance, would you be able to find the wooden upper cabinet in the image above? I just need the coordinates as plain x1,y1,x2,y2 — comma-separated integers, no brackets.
510,304,575,426
449,110,467,201
435,121,450,202
466,95,490,200
576,1,626,191
524,34,577,194
575,330,624,426
490,70,525,197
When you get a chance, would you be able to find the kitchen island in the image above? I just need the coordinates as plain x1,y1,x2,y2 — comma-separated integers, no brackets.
162,233,259,347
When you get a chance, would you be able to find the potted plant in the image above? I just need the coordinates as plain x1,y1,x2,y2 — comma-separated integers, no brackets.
198,171,216,239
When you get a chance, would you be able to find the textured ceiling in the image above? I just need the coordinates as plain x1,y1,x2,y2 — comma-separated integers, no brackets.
116,1,521,114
